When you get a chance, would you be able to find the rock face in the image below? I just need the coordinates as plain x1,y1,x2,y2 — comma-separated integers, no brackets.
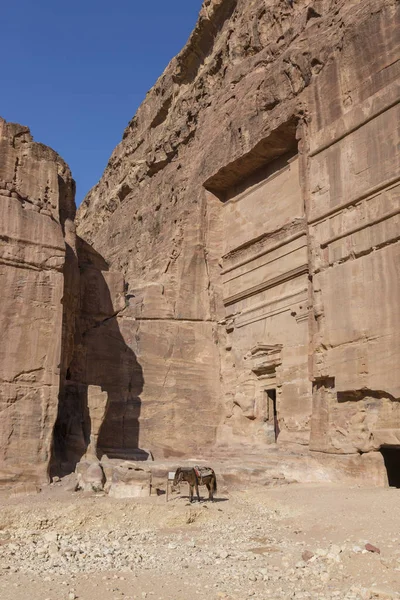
50,236,143,477
1,0,399,485
0,118,75,484
0,119,144,483
76,0,400,481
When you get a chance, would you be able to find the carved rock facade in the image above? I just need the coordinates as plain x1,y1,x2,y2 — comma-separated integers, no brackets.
1,0,399,485
77,0,400,481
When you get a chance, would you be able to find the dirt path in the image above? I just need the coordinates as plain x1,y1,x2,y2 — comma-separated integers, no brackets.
0,483,399,600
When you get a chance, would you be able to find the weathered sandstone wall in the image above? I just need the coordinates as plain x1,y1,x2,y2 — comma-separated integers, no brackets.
0,118,143,483
307,3,400,454
76,0,400,476
0,118,76,484
1,0,398,485
50,236,144,477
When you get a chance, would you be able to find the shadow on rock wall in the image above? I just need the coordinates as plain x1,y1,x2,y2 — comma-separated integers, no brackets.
50,239,144,478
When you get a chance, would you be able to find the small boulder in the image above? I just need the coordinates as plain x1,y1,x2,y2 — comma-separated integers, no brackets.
365,543,381,554
108,463,151,498
76,460,105,492
302,550,314,562
60,472,79,492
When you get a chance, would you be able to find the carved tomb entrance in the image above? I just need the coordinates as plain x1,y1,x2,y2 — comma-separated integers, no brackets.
380,446,400,488
205,121,313,447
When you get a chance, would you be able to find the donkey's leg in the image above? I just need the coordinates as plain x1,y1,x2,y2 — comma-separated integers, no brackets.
206,482,212,501
189,484,193,503
195,479,200,503
210,477,215,502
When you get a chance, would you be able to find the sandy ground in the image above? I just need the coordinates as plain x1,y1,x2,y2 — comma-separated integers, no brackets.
0,482,399,600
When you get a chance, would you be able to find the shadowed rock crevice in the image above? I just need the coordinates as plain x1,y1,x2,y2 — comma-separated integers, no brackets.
50,239,144,478
337,389,399,404
380,446,400,487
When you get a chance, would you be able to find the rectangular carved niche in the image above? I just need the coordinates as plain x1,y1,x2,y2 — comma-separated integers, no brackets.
207,118,307,312
204,119,312,448
204,117,299,201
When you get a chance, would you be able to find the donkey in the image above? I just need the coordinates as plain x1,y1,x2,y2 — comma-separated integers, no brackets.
173,466,217,503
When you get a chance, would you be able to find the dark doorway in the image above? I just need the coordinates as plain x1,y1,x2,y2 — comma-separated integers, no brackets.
266,389,279,442
380,446,400,488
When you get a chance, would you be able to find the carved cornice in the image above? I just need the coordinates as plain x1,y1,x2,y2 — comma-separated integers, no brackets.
223,264,308,306
320,206,400,249
245,343,283,377
309,175,400,226
222,224,306,275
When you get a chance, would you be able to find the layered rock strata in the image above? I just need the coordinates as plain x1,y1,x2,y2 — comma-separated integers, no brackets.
0,118,75,484
50,236,144,477
0,119,145,483
1,0,399,486
77,0,400,481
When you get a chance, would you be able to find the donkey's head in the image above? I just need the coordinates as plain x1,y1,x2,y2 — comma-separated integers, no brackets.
173,468,182,487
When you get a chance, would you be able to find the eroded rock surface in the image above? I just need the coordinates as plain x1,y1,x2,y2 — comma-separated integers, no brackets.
1,0,399,485
0,118,75,484
50,236,143,477
76,0,400,480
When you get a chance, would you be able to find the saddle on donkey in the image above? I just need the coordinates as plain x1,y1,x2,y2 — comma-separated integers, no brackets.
173,465,217,502
194,465,214,485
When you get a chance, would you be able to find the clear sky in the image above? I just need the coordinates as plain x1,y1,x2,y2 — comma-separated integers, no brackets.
1,1,202,204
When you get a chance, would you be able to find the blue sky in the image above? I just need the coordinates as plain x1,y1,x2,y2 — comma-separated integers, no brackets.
1,1,201,204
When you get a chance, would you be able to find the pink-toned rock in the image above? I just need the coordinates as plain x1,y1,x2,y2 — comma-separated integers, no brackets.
108,463,152,498
365,543,381,554
302,550,314,562
1,0,400,487
0,117,75,486
76,460,105,492
74,0,400,481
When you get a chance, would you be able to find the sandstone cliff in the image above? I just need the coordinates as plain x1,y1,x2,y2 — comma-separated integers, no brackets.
0,118,76,484
1,0,399,485
0,118,145,483
76,0,400,480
